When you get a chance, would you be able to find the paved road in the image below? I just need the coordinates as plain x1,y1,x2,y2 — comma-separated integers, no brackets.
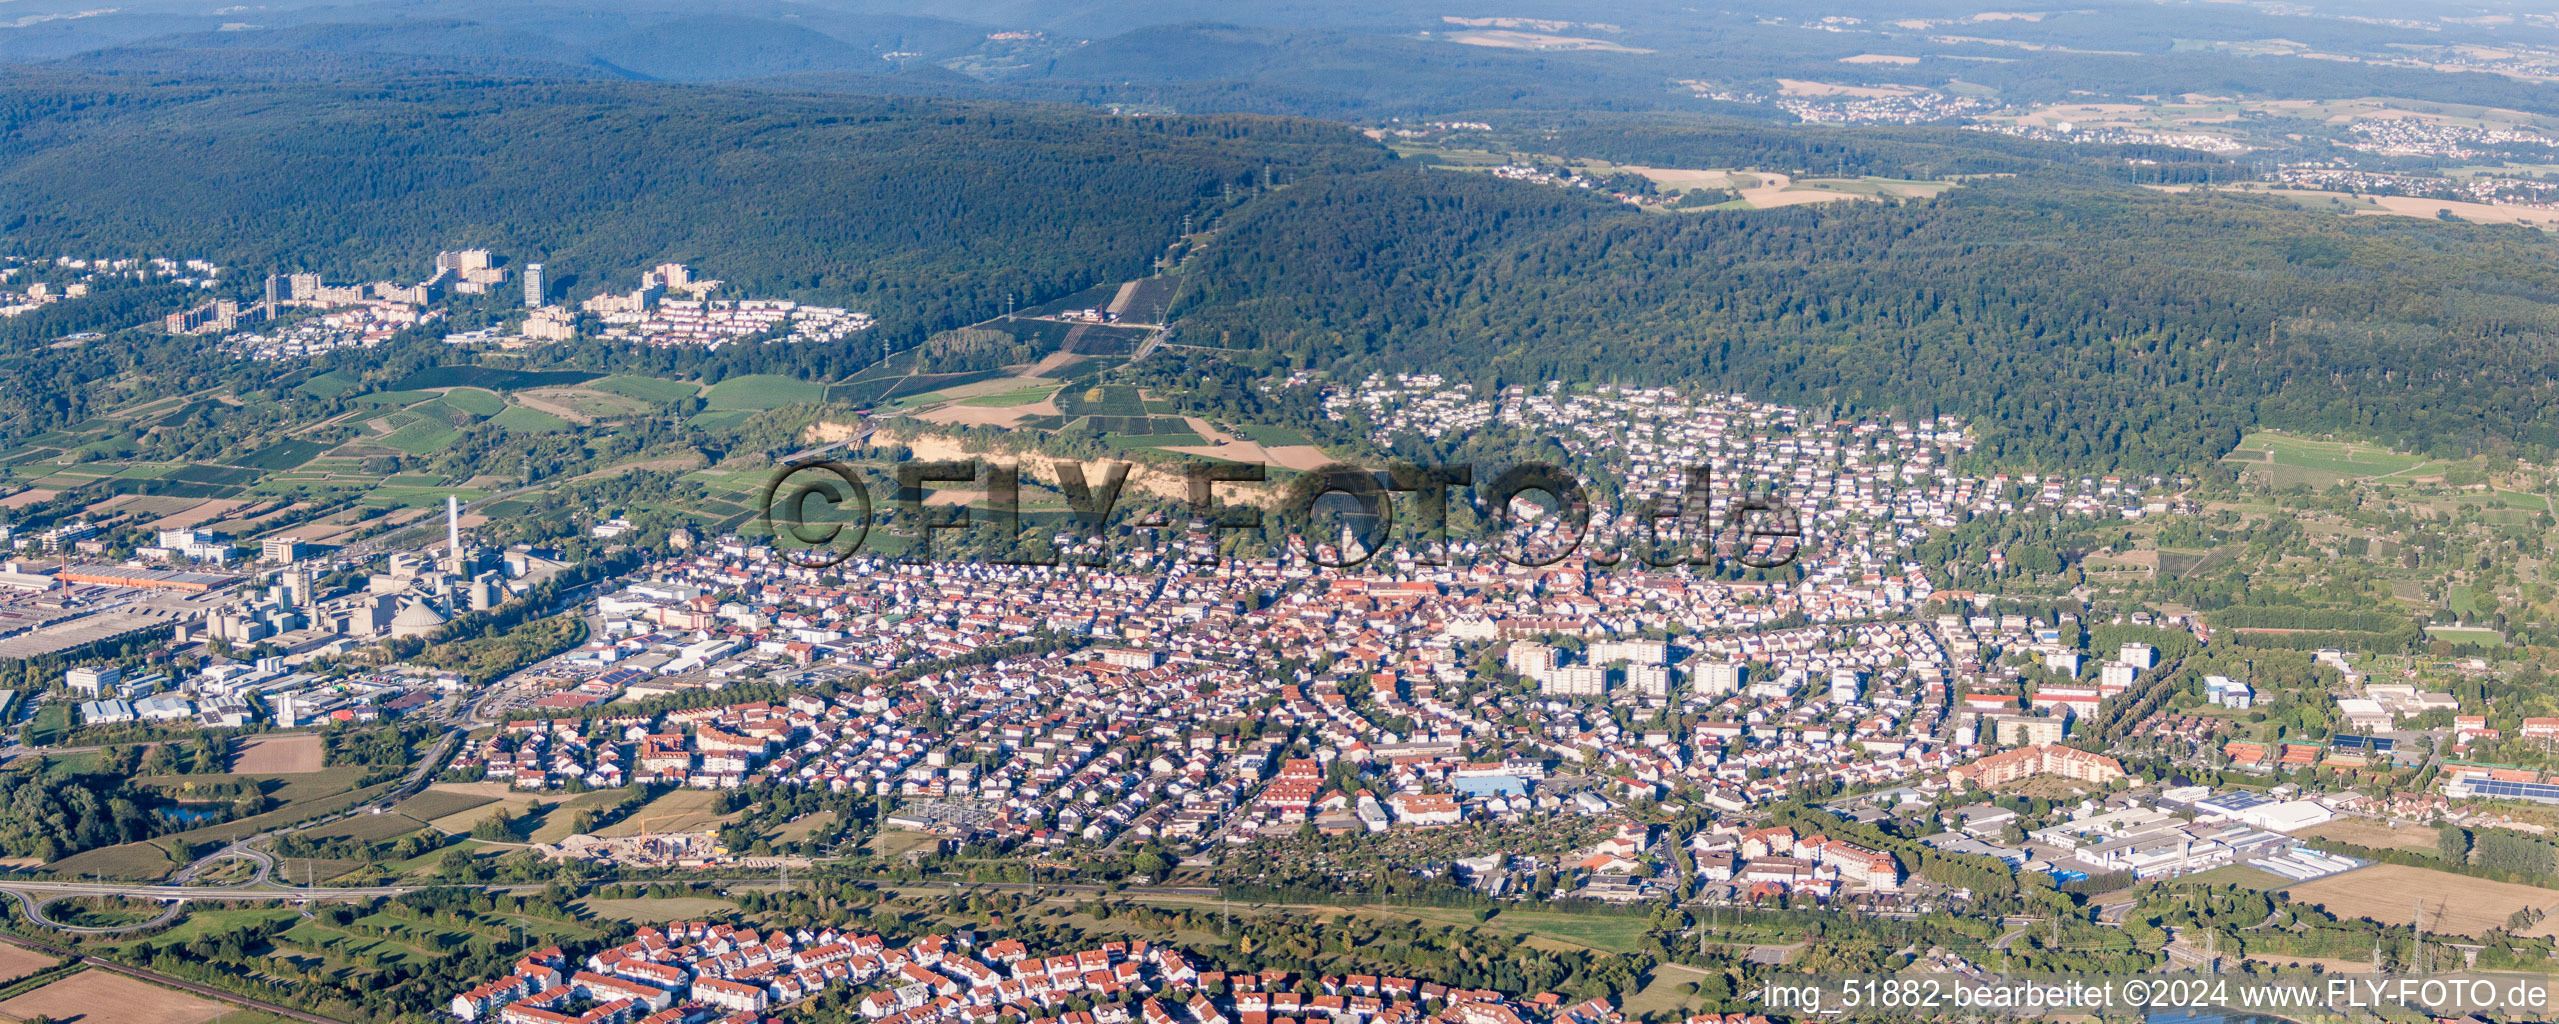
172,846,272,887
5,724,478,935
12,890,187,933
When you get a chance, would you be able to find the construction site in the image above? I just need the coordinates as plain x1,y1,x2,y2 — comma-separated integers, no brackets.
537,830,729,869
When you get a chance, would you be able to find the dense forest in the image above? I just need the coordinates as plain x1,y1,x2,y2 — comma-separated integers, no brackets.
0,760,181,861
1536,118,2248,185
0,72,1388,347
3,71,2557,475
1176,167,2559,470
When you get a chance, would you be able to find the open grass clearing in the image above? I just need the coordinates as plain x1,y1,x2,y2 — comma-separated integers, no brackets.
590,789,733,838
574,896,741,922
439,388,506,417
491,406,572,433
2302,819,2445,856
2221,431,2427,484
592,375,701,404
40,841,180,880
704,375,825,412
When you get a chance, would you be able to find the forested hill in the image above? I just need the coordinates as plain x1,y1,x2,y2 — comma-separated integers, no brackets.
1176,169,2559,471
0,72,1389,344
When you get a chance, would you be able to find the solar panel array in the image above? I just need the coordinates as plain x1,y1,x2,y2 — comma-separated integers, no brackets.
2461,778,2559,802
2207,790,2275,812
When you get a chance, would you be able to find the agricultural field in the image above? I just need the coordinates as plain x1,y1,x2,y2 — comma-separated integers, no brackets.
490,406,571,433
413,782,550,834
297,371,361,398
1053,384,1150,417
0,971,228,1024
393,789,501,821
958,385,1061,408
592,375,703,405
2220,432,2429,486
0,946,56,985
1236,424,1316,447
2282,864,2559,936
865,829,942,859
229,734,325,774
590,789,734,838
704,375,826,412
768,810,838,844
1113,277,1179,324
439,388,507,417
38,840,181,880
297,808,433,844
1106,433,1210,451
349,389,437,409
0,364,723,523
228,439,330,471
378,417,461,455
2302,819,2445,856
528,789,638,843
390,367,601,391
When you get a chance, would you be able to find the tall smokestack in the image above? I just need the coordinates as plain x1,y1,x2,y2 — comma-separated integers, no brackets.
447,495,462,554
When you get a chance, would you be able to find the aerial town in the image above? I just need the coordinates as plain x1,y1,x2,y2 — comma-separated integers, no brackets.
442,927,1691,1024
12,8,2559,1023
176,250,873,358
0,373,2469,909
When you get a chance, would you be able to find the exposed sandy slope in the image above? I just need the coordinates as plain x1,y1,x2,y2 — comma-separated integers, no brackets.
1105,280,1142,316
894,432,1283,506
918,405,1036,428
1158,441,1339,472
